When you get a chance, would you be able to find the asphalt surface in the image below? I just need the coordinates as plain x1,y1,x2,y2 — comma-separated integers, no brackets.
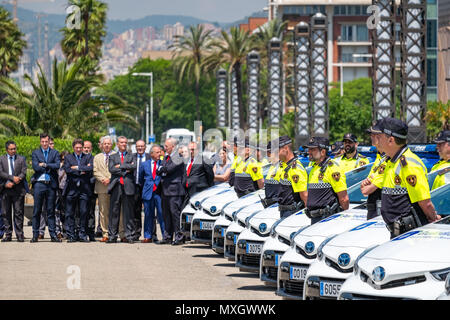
0,218,280,300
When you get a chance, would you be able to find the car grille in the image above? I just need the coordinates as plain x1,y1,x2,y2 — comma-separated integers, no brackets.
180,216,191,232
225,245,235,256
360,272,427,290
278,235,291,246
340,292,413,300
213,237,224,247
264,267,277,280
240,254,260,267
296,245,317,260
325,258,353,273
192,230,211,240
250,226,269,238
281,280,304,296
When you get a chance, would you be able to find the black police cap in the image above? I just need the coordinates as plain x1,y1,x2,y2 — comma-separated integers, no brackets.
279,135,292,148
433,130,450,143
366,119,383,134
342,133,358,143
306,136,329,149
331,141,344,154
380,117,408,139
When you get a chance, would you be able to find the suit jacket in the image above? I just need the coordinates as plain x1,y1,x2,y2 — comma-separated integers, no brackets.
133,152,151,186
108,151,136,195
157,152,186,197
139,159,162,200
0,154,27,196
31,147,60,189
185,155,214,196
63,152,94,197
93,152,115,194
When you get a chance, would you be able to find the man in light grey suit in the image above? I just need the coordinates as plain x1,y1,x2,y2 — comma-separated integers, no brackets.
0,141,27,242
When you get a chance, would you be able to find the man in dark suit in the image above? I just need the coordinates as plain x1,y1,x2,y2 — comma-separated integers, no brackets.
31,133,61,243
133,139,151,241
139,144,165,243
64,139,94,242
0,141,27,242
107,136,136,243
184,141,214,201
157,138,186,245
83,140,96,241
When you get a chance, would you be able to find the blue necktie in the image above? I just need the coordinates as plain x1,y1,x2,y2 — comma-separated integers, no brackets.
9,156,14,174
43,150,50,181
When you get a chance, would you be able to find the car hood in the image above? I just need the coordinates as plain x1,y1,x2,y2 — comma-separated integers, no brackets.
275,211,311,240
236,202,265,223
223,191,264,219
189,184,232,207
201,189,239,214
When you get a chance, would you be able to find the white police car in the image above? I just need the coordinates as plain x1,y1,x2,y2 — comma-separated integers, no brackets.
212,190,265,254
338,184,450,300
190,188,239,244
224,202,265,261
303,181,449,300
235,203,281,273
437,274,450,300
260,209,311,286
180,183,232,238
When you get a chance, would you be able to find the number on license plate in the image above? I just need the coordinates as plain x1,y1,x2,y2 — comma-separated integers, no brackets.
246,243,262,254
186,215,191,223
320,281,342,298
289,266,308,280
200,221,214,230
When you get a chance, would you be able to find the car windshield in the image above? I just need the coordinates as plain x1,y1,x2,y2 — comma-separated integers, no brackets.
345,163,373,187
347,182,367,204
430,183,450,216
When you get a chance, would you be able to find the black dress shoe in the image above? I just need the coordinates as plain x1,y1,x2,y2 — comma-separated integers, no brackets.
79,238,90,243
128,239,134,244
30,237,38,243
106,238,117,243
1,237,12,242
51,237,62,243
171,240,184,246
67,238,77,243
157,239,170,245
89,237,96,242
17,237,24,242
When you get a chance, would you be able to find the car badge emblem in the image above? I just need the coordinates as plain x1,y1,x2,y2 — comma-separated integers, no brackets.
372,266,386,282
305,241,315,254
338,253,351,267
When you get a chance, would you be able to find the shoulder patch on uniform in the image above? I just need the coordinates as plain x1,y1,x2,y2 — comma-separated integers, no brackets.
328,161,334,167
332,172,341,182
359,160,366,167
292,174,299,183
406,175,417,187
378,164,385,174
400,155,407,167
318,172,324,180
394,175,402,185
252,167,258,173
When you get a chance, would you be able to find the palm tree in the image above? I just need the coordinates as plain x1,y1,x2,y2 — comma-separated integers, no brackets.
251,18,287,61
60,0,107,74
0,58,138,138
204,27,254,129
0,7,27,77
170,24,214,121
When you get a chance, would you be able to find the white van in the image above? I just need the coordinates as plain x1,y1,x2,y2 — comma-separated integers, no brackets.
161,128,195,146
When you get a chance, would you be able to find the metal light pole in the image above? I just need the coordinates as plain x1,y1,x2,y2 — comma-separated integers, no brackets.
216,68,228,128
132,72,153,144
247,51,261,137
268,37,283,128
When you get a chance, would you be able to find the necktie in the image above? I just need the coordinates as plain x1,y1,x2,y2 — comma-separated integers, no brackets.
120,152,124,185
76,154,81,167
186,158,193,187
43,150,50,181
9,156,14,175
136,155,142,184
105,153,109,165
152,160,157,191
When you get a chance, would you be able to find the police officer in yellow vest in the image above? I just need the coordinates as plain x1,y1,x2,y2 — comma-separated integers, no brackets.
228,136,242,187
275,136,308,218
260,140,285,208
361,120,388,219
305,137,349,224
430,130,450,190
337,133,370,172
233,138,264,198
377,118,441,239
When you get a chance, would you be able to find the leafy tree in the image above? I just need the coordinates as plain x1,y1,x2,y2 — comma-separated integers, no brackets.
0,6,27,77
170,24,214,121
425,100,450,140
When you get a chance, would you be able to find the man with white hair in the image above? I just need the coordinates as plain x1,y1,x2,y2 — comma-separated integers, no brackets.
157,138,186,245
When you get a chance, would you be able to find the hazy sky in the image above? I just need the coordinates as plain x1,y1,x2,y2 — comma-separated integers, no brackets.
18,0,268,22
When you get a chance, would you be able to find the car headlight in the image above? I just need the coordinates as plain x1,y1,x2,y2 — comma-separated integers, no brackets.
431,267,450,281
317,234,338,261
353,246,378,275
194,201,201,209
445,273,450,295
245,216,251,228
210,206,217,214
232,211,237,222
259,223,267,233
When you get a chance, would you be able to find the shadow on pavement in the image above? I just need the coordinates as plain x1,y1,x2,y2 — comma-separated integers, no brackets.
237,285,275,292
226,273,258,278
214,263,235,267
192,254,223,258
182,245,212,249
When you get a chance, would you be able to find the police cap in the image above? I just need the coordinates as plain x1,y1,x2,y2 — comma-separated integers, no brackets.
380,117,408,139
433,130,450,143
366,119,383,134
306,136,329,149
331,141,344,155
342,133,358,143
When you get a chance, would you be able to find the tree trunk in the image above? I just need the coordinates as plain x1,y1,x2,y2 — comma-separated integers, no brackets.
195,80,200,121
234,62,247,130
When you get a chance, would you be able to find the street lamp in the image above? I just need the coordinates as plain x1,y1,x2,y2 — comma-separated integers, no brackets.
132,72,153,144
247,51,261,137
268,37,282,128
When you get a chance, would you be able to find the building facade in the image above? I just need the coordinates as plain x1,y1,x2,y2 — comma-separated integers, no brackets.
268,0,439,101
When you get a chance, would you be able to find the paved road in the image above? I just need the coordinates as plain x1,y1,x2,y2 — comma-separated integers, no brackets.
0,223,280,300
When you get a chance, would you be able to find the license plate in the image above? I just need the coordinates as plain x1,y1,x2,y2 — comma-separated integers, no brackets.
289,266,308,280
320,281,342,298
200,221,214,230
186,215,192,223
275,254,280,267
246,243,263,254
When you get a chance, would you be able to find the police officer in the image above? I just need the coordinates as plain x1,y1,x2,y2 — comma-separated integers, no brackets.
305,137,349,224
430,130,450,190
360,119,388,219
277,136,308,218
260,140,285,208
228,136,241,187
377,118,441,239
233,138,264,198
336,133,370,172
331,141,344,158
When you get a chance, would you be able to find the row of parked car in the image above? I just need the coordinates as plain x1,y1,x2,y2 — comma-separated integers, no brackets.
179,157,450,300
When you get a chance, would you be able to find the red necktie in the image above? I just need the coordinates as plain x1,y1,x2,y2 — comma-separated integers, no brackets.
120,152,124,185
186,158,193,187
152,160,157,191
